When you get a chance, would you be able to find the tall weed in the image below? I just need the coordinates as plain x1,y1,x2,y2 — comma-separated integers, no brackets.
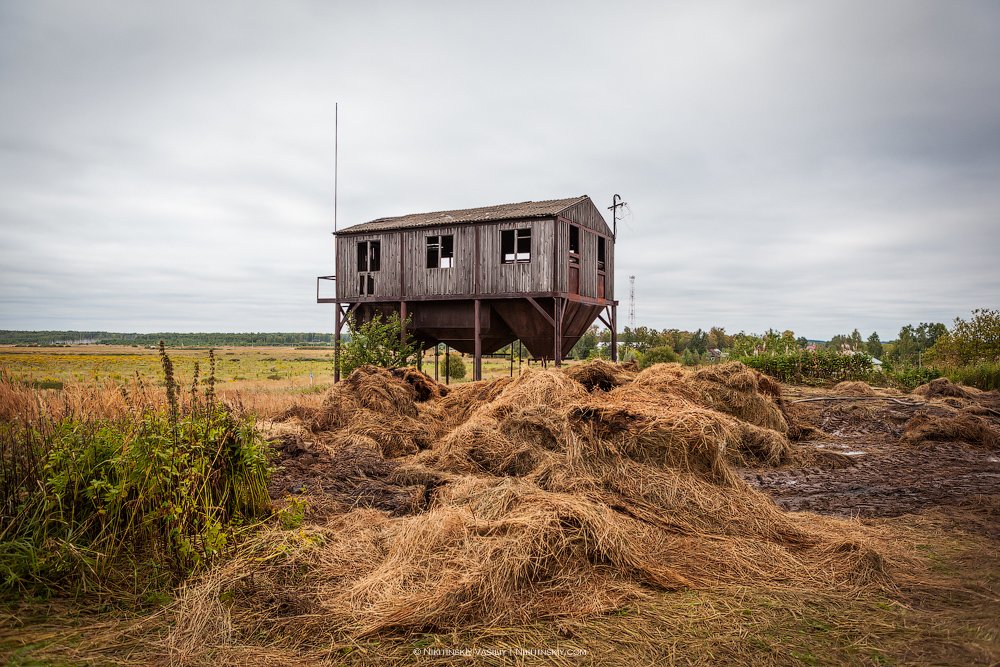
0,345,270,598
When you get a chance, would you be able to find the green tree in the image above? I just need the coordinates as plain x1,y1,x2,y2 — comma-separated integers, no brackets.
639,345,680,368
866,332,884,359
340,313,417,375
892,322,947,365
780,330,798,353
928,308,1000,365
438,352,467,380
707,326,730,351
688,329,709,354
849,329,864,351
570,326,599,359
730,332,762,356
663,328,691,353
827,334,849,352
622,326,666,353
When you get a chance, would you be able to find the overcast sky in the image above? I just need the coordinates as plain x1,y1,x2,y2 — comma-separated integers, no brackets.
1,1,997,340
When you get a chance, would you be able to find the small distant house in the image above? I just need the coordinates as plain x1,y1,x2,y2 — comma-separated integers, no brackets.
318,196,619,380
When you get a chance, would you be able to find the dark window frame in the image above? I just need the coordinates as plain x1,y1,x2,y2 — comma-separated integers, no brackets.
358,273,376,296
357,240,381,272
426,234,455,269
500,228,531,264
597,236,606,272
569,224,580,265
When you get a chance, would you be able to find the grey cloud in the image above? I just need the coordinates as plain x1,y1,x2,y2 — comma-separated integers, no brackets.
1,0,998,337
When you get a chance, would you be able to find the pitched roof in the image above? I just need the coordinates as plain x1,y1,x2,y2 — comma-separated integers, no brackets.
336,195,589,234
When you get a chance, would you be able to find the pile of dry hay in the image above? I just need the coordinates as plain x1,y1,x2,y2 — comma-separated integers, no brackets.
902,378,1000,450
163,361,893,662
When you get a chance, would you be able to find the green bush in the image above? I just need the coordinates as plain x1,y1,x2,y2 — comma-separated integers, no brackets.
0,345,271,598
940,362,1000,391
340,313,417,375
438,353,467,380
739,350,875,384
639,346,680,368
881,365,942,390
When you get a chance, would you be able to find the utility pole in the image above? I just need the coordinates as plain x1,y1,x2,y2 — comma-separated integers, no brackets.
608,194,627,239
608,194,628,361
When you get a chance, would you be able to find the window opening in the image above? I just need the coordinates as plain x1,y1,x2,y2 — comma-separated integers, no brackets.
357,240,381,272
357,242,368,272
501,228,531,263
426,234,454,269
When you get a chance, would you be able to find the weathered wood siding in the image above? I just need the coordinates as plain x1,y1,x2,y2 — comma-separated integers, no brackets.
605,234,615,300
335,232,401,300
578,227,598,298
560,198,613,236
335,206,613,301
400,225,476,296
480,218,556,294
556,220,568,293
555,216,614,300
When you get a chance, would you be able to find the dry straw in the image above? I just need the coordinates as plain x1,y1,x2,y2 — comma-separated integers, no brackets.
160,360,901,664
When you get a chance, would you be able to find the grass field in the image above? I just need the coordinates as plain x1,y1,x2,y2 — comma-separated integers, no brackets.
0,345,558,393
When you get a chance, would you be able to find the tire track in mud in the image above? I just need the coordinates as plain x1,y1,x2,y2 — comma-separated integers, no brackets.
740,391,1000,519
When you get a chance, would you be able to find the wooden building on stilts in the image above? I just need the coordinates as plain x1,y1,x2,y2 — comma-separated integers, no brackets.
317,195,618,381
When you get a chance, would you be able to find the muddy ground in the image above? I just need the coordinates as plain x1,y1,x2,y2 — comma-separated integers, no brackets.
267,380,1000,531
738,386,1000,531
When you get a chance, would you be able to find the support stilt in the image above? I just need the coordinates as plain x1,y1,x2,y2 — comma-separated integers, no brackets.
473,299,482,381
553,298,563,367
610,304,618,362
334,303,343,383
399,301,407,342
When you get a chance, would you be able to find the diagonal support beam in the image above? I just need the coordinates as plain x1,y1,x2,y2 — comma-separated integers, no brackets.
526,296,556,329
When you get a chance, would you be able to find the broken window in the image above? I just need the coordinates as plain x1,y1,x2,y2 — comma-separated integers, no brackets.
357,240,381,272
357,241,367,272
569,225,580,265
357,239,379,296
500,228,531,264
426,234,454,269
597,236,606,272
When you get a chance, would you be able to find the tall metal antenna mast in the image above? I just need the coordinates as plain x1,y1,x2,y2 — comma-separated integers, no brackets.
334,102,338,233
628,275,636,330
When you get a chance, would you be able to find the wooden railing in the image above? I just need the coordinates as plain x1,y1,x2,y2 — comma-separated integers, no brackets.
316,275,337,303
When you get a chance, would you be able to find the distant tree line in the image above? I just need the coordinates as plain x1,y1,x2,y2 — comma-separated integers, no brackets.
0,331,334,347
563,308,999,389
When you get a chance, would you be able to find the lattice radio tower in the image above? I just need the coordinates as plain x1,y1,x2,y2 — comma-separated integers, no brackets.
628,275,636,330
